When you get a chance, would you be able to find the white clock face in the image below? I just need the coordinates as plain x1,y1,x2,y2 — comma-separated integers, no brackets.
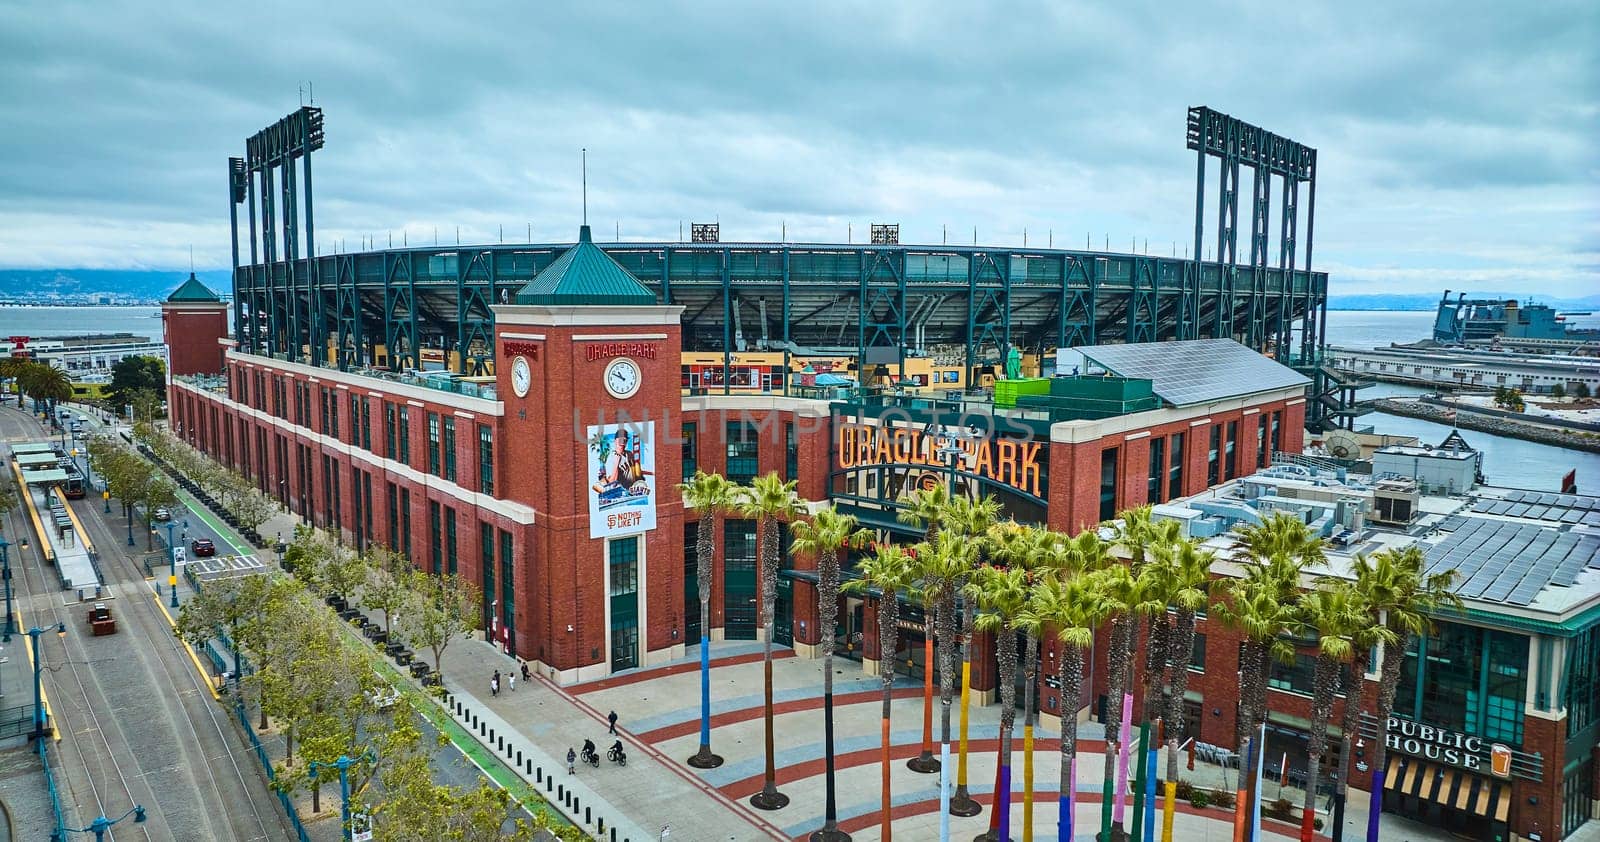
510,356,531,398
604,358,642,399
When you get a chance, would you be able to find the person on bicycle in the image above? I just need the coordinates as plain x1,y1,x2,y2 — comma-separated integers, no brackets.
582,738,597,763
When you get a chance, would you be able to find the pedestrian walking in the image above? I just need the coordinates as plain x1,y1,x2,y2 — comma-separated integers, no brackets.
567,748,576,775
520,661,531,682
607,710,618,735
491,676,500,697
508,671,516,692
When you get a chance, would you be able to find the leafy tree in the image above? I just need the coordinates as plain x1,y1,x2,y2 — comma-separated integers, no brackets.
846,543,916,840
137,474,179,550
735,472,805,810
1575,382,1592,399
677,470,738,768
1552,383,1566,399
130,388,164,423
361,545,416,633
789,504,870,838
105,355,167,414
401,571,481,671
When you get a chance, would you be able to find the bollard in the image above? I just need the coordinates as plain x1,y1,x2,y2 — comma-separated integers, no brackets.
536,767,543,785
558,784,565,801
517,749,523,766
610,829,616,842
585,806,591,825
598,817,605,833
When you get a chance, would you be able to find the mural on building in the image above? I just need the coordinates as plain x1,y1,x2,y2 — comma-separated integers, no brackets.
587,422,657,538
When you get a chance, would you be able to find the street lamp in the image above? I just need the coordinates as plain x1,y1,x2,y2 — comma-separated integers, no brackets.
102,490,110,514
28,622,66,745
57,806,146,842
310,751,375,841
161,520,179,608
1,535,13,642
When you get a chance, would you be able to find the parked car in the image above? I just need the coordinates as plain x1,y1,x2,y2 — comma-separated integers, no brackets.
190,538,215,557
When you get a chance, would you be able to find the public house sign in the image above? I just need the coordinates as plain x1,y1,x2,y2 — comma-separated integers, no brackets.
1386,716,1514,779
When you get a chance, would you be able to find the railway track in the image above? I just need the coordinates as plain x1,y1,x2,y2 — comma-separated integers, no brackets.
3,406,289,842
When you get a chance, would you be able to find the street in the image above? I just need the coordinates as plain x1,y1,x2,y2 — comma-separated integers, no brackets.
3,400,291,842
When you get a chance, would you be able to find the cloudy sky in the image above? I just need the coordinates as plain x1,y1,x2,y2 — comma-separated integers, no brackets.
1,1,1595,296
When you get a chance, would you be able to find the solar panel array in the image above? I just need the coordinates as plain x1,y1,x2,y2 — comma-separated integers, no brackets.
1078,338,1311,407
1469,490,1600,527
1425,517,1600,606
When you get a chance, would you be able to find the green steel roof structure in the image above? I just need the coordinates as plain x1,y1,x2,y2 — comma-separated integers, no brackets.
11,443,55,454
514,226,656,306
167,272,222,303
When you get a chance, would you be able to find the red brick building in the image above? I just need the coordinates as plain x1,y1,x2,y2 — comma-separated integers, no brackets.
165,226,1306,687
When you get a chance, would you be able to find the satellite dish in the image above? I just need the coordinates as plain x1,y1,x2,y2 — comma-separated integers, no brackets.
1324,429,1361,460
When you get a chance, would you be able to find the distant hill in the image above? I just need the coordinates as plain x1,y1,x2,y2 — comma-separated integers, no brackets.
0,269,232,302
1330,292,1600,312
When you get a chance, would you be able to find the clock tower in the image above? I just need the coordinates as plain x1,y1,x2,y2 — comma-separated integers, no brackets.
491,225,687,682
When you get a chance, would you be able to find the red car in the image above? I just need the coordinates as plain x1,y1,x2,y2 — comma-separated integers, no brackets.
190,538,216,557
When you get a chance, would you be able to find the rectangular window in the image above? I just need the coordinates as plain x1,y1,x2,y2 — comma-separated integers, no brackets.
1148,437,1166,504
785,422,798,482
1257,414,1269,469
726,421,758,484
1189,632,1206,672
400,487,412,559
442,416,456,482
608,535,640,671
1395,621,1527,746
1224,420,1238,480
1099,447,1119,522
427,412,442,476
445,508,457,576
385,403,397,459
1268,652,1318,696
478,423,494,494
499,530,515,653
429,500,442,575
1168,433,1184,500
348,393,359,444
480,521,496,632
360,395,372,451
351,466,365,548
387,481,399,550
682,422,697,478
398,406,411,465
330,388,340,439
1207,425,1220,486
1270,411,1282,457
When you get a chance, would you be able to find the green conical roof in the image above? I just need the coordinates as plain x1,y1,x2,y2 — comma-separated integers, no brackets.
167,272,221,303
514,226,656,306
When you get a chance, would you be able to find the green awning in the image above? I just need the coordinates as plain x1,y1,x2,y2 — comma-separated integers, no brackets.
16,453,58,466
11,443,55,454
22,469,68,484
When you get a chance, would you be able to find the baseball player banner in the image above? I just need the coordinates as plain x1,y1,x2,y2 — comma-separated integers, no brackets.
586,422,657,538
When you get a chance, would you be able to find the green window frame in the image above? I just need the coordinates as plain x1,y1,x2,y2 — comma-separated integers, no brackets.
478,423,494,494
398,406,411,465
427,412,441,477
442,415,456,482
429,500,442,575
726,422,758,484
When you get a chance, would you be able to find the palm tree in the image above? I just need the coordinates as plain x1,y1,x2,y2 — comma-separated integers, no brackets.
739,472,806,811
19,362,72,413
1019,560,1113,842
846,544,917,841
1297,582,1395,842
1096,560,1142,842
898,485,953,777
1235,511,1328,571
1212,562,1301,836
911,530,978,841
1009,526,1072,842
967,563,1030,842
1354,546,1460,842
946,494,1002,817
1153,536,1215,842
678,470,738,769
791,505,870,842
